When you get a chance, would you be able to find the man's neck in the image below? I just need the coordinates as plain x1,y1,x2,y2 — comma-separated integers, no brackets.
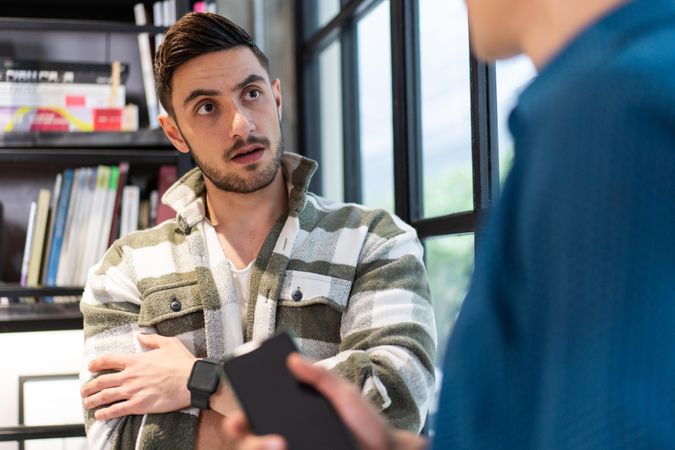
519,0,628,69
205,169,289,269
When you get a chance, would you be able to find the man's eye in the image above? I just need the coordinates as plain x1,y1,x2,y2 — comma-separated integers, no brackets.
196,102,216,115
246,89,261,100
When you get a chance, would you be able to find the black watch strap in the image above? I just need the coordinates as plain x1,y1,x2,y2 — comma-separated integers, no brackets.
191,389,212,410
188,357,222,410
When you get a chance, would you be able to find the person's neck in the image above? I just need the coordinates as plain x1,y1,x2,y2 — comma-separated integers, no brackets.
205,169,289,269
519,0,628,69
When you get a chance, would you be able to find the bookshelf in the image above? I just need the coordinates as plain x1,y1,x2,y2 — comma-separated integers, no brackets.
0,1,195,331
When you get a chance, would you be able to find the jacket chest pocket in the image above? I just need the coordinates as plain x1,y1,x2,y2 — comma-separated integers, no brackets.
138,280,204,337
275,271,352,345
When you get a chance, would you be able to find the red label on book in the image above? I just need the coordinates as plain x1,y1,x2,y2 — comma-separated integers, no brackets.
93,108,123,131
65,95,86,107
30,109,69,131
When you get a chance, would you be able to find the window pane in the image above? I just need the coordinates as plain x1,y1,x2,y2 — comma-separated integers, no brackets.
319,40,344,203
420,0,473,218
425,233,474,363
304,0,341,39
496,55,536,184
358,0,394,212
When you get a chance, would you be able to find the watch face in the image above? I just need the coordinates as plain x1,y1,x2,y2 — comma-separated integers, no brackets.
190,360,220,392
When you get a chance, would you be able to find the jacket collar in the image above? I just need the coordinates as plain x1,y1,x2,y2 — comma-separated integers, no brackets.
162,152,318,232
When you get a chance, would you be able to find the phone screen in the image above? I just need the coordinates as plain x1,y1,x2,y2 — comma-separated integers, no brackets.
222,333,358,450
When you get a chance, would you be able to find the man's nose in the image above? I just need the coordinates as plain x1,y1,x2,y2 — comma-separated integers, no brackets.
229,108,255,139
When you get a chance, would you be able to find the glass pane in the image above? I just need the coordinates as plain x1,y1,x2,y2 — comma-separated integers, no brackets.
304,0,341,39
358,0,394,212
420,0,473,218
496,55,536,184
425,233,474,364
319,40,344,203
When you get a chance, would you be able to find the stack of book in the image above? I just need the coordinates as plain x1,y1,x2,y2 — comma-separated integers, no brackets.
19,163,177,298
0,58,132,132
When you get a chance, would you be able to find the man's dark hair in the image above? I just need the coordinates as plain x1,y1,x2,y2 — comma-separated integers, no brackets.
154,12,270,116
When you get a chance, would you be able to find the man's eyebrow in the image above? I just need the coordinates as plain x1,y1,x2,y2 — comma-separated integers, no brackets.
183,89,220,108
234,74,266,92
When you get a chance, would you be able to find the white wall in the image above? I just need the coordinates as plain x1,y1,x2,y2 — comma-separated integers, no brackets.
0,330,85,450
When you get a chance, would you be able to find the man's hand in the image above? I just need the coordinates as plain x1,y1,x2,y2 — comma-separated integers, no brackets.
225,353,428,450
81,333,197,420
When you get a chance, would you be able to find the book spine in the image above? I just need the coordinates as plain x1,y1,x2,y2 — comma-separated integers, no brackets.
134,3,160,129
20,202,37,287
40,173,62,285
0,58,130,83
120,185,140,237
108,162,129,247
27,189,51,287
156,165,177,224
45,170,74,300
0,83,126,108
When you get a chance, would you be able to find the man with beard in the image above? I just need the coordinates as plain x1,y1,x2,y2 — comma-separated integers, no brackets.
78,12,436,450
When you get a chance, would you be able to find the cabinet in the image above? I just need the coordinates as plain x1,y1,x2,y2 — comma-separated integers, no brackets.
0,0,195,335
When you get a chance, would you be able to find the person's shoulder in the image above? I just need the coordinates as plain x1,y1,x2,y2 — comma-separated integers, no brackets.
110,218,187,253
303,193,415,238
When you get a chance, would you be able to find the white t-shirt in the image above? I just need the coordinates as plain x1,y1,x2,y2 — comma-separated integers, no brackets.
228,258,253,324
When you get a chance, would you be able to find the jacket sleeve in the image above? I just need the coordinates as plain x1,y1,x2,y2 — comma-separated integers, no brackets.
79,242,199,450
315,215,437,432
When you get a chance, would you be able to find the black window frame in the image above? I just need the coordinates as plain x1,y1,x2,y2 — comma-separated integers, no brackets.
296,0,500,244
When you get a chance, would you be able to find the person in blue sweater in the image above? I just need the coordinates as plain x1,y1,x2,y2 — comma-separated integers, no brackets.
226,0,675,448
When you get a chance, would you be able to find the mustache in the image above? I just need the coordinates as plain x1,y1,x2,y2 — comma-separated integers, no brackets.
227,136,271,157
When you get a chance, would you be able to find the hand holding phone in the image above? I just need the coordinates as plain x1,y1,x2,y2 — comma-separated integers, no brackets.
222,333,358,450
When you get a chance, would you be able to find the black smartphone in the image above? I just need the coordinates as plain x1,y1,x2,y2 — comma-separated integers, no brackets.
222,332,358,450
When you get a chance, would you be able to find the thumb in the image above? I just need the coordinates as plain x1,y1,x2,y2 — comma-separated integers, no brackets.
136,332,165,349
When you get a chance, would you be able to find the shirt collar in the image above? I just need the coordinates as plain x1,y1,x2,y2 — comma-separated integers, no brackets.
162,152,318,229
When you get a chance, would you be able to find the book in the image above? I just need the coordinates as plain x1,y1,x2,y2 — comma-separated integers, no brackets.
0,58,130,85
40,173,62,285
120,185,140,237
134,3,160,129
1,106,124,132
0,82,126,108
156,165,177,224
20,202,37,287
153,1,165,50
98,165,120,258
108,162,129,246
26,189,51,286
45,169,74,286
78,166,110,284
57,168,85,286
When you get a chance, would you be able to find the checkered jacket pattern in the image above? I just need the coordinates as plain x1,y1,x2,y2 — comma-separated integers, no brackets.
80,153,436,449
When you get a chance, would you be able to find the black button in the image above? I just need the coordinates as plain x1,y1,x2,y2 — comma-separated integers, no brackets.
170,298,182,311
292,288,303,302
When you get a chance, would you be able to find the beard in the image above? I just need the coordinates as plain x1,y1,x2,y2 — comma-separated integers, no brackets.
187,132,284,194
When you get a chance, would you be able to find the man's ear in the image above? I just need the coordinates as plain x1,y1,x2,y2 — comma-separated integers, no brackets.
158,114,190,154
272,78,283,121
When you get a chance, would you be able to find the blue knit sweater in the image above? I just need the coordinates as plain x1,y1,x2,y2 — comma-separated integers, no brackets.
434,0,675,448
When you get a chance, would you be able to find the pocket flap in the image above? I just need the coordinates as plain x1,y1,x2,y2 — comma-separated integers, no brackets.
278,270,351,311
139,280,202,327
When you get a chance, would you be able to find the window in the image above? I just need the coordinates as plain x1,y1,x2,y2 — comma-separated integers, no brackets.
298,0,502,365
496,55,537,182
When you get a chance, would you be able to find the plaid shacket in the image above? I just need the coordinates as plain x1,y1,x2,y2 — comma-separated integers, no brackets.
80,153,436,449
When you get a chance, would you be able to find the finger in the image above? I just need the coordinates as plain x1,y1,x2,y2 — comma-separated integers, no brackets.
225,410,250,439
84,387,128,411
287,353,352,402
239,435,286,450
81,372,124,398
136,332,166,349
88,354,133,373
94,399,138,421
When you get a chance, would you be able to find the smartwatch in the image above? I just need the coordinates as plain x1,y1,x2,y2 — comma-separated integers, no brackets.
187,357,222,409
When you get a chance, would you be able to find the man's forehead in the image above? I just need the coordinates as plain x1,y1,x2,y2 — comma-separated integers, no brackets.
172,47,270,91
